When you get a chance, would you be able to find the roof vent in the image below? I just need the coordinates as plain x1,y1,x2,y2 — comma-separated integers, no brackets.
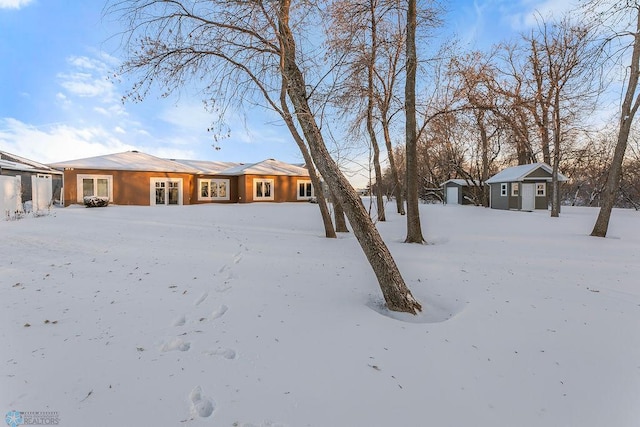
131,150,139,153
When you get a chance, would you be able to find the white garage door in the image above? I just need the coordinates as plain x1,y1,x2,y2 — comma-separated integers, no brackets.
446,186,459,205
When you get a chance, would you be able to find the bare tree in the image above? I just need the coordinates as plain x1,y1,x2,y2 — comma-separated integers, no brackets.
588,1,640,237
404,0,424,242
110,0,421,313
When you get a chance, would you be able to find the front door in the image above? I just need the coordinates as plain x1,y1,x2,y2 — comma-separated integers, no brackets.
522,183,535,211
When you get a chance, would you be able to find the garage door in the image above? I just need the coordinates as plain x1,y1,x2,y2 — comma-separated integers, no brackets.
446,186,459,205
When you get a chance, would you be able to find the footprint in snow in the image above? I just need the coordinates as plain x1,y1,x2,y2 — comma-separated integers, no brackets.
203,347,237,360
233,252,243,264
161,337,191,352
193,292,208,306
172,315,186,327
211,305,228,320
189,386,215,418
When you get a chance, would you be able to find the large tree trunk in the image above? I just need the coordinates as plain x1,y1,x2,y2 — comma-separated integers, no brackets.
278,0,421,313
591,8,640,237
404,0,425,243
279,82,336,238
331,190,349,232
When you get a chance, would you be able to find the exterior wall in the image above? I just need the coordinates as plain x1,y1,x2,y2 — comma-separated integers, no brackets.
490,181,551,210
238,174,309,203
489,183,509,209
62,169,196,206
527,167,552,179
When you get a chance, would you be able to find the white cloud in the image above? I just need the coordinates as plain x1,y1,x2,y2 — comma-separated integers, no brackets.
503,0,579,31
0,0,33,9
0,118,135,163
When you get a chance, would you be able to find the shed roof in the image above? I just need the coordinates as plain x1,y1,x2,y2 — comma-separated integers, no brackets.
221,159,309,176
0,150,63,175
49,151,200,173
441,179,484,187
485,163,568,184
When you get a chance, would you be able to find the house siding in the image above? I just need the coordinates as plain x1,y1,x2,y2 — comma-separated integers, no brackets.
239,175,307,203
489,184,509,210
62,169,196,206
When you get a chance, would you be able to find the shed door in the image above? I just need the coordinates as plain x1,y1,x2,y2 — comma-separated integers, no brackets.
522,183,535,210
446,187,459,205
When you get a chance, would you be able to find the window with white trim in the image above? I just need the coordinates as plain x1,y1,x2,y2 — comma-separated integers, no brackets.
500,183,507,197
198,179,230,201
297,180,314,200
254,178,274,201
77,174,113,203
536,183,546,196
511,183,519,196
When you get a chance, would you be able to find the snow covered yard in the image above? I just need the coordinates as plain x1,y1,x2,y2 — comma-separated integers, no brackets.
1,202,639,427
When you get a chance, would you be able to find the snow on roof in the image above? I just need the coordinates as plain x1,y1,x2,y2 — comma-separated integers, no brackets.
49,151,200,173
170,159,241,174
221,159,309,176
441,179,484,187
485,163,568,184
0,150,63,175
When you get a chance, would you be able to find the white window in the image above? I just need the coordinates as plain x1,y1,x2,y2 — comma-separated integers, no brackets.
500,183,507,197
536,183,546,197
297,180,314,200
511,183,519,196
150,178,183,205
198,179,230,201
253,178,274,201
77,174,113,203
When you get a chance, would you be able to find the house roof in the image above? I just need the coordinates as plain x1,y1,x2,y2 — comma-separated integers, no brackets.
441,179,484,187
171,159,241,174
0,150,63,175
49,151,200,173
485,163,568,184
221,159,309,176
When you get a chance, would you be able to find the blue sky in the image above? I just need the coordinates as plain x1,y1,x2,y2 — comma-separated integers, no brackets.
0,0,575,186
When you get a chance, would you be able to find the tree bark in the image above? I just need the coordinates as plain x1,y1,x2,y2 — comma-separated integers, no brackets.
404,0,425,243
278,0,421,313
591,8,640,237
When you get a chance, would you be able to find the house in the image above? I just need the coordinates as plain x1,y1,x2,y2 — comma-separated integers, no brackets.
49,150,312,206
441,179,485,205
485,163,568,211
0,150,63,213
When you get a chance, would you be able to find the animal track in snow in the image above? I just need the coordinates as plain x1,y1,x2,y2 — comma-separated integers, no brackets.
233,251,243,264
203,347,236,359
160,337,191,352
211,305,228,320
189,386,215,418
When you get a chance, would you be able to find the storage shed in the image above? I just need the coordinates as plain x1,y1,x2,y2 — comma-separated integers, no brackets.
441,179,485,205
485,163,568,211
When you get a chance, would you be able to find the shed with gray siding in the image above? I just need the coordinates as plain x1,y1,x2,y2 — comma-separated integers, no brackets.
441,179,485,205
485,163,568,211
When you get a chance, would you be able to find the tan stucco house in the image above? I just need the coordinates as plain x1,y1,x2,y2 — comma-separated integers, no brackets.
50,151,313,206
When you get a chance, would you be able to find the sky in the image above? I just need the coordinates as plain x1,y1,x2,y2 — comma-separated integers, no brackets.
0,0,576,186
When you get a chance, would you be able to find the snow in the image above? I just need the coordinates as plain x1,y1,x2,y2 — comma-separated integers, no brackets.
1,202,639,426
485,163,568,183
